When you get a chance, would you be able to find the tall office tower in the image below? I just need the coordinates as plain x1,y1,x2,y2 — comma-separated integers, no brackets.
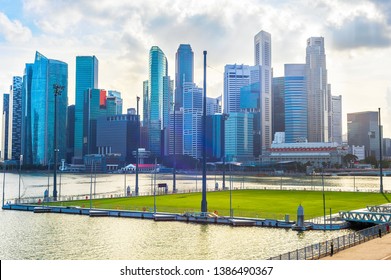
66,105,75,163
183,82,203,159
168,109,183,156
272,77,285,137
30,51,68,165
175,44,194,111
22,64,33,164
148,46,167,157
347,111,380,159
206,97,221,115
225,112,254,161
1,93,10,160
206,114,225,161
142,80,149,126
8,76,23,160
74,56,98,161
330,95,342,144
306,37,328,142
240,80,261,157
284,64,307,143
254,30,272,151
107,90,123,115
163,76,174,129
224,64,251,114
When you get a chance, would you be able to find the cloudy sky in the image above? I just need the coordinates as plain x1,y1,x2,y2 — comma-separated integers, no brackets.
1,0,391,136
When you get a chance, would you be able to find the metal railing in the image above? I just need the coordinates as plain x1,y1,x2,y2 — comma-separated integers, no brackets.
268,223,391,260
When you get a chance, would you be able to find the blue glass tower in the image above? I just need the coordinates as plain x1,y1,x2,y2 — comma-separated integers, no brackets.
148,46,167,157
2,93,10,160
284,64,307,143
175,44,194,111
30,51,68,165
22,64,33,164
74,56,98,160
10,76,23,160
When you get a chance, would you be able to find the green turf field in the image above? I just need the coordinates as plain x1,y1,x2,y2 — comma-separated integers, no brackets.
52,189,391,220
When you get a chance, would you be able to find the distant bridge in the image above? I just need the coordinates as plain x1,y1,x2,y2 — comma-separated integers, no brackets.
340,211,391,224
366,205,391,213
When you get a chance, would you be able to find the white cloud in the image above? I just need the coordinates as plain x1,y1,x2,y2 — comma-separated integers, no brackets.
0,12,32,42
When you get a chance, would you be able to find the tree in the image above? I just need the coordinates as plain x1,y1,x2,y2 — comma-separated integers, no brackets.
343,154,358,168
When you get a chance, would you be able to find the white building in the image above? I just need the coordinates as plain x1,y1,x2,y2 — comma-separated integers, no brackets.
351,145,365,161
224,64,251,114
254,30,272,151
330,95,342,144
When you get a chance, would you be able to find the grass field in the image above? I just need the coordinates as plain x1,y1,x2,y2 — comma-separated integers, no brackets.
51,189,391,220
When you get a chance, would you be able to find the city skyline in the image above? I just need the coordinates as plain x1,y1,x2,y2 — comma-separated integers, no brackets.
1,0,391,136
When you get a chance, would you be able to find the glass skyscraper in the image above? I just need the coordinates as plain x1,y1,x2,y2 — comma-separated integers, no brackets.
284,64,307,143
272,77,285,137
306,37,328,142
2,93,10,160
74,56,98,160
175,44,194,111
22,64,33,164
183,82,203,159
9,76,23,160
148,46,167,157
30,51,68,165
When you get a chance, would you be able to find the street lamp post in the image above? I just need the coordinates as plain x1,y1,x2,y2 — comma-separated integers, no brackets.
53,84,64,201
171,101,177,193
201,50,208,213
222,113,229,190
18,154,23,202
379,107,383,193
136,96,140,196
2,161,6,207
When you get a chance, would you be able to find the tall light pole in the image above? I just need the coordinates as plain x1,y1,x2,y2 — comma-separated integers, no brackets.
2,161,6,207
171,101,177,193
136,96,140,196
201,50,208,213
379,107,383,193
222,113,229,190
18,154,23,202
53,84,64,201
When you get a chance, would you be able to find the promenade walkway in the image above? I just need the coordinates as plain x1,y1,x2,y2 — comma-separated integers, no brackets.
321,232,391,260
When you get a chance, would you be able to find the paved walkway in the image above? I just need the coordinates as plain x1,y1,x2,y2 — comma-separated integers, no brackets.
321,232,391,260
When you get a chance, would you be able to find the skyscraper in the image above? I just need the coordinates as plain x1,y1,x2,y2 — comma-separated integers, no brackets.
183,82,203,159
330,95,342,144
306,37,328,142
272,77,285,137
22,64,33,164
9,76,23,160
1,93,10,160
30,51,68,165
254,30,272,151
74,56,98,161
175,44,194,111
347,111,380,159
224,64,251,114
148,46,167,157
284,64,307,143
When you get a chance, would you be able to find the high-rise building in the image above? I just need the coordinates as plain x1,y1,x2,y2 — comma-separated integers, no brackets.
142,80,149,126
347,111,380,159
183,82,203,159
1,93,10,160
30,51,68,165
272,77,285,136
254,30,272,151
284,64,307,143
330,95,342,144
224,64,251,114
148,46,167,157
107,90,123,115
206,97,221,115
74,56,98,160
22,64,33,164
8,76,23,160
163,76,174,129
306,37,329,142
66,105,75,163
175,44,194,111
168,109,183,156
206,114,225,161
225,112,254,161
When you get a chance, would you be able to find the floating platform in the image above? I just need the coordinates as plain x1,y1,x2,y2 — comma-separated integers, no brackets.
33,207,52,213
229,219,257,227
153,214,177,221
291,223,313,231
89,210,109,217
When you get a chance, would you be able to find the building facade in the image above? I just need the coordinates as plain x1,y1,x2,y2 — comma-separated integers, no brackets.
330,95,342,144
272,76,285,137
347,111,380,159
284,64,307,143
306,37,329,142
254,30,272,151
9,76,23,160
148,46,167,157
74,56,98,160
1,93,10,160
224,64,251,114
175,44,194,111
